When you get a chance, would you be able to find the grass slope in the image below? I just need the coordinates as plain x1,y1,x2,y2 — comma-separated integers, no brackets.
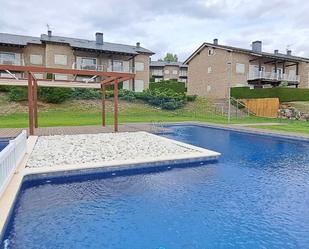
0,94,308,134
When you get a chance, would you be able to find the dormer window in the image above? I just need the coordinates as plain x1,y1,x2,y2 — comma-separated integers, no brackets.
208,48,215,56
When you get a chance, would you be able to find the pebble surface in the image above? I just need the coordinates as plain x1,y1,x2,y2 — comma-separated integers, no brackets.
26,132,198,168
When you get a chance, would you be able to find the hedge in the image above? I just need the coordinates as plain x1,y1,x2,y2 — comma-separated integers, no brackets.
149,80,186,93
231,87,309,102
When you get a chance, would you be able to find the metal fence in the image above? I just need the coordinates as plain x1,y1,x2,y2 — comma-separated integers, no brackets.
0,130,27,197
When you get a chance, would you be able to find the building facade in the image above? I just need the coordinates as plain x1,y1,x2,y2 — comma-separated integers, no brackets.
0,31,154,92
185,39,309,99
150,61,188,84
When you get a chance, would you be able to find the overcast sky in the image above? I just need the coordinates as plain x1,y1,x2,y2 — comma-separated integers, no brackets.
1,0,309,61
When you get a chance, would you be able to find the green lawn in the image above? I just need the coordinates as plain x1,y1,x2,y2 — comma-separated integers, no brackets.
0,95,308,135
250,122,309,134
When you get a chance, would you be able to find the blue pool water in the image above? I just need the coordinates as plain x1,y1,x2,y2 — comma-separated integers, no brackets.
0,141,8,152
1,125,309,249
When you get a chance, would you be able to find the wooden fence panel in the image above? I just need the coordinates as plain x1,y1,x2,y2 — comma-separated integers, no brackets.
241,98,279,118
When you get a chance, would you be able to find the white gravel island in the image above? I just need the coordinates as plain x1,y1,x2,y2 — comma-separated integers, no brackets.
26,131,220,169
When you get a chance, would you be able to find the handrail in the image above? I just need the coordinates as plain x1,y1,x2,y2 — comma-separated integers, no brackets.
0,130,27,197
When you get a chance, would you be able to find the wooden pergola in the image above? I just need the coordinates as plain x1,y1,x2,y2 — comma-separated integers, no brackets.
0,64,135,135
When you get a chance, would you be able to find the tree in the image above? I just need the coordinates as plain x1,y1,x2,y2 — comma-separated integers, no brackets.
159,53,178,62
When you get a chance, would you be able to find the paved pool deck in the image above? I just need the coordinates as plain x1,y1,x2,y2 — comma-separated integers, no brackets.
0,121,308,140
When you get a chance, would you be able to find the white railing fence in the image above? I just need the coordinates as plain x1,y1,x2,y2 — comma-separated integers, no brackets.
248,71,300,82
0,130,27,197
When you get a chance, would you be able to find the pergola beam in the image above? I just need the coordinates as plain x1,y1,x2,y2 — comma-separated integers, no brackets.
0,65,134,78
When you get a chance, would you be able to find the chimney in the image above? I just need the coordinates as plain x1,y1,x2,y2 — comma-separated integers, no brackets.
213,38,218,45
287,50,292,56
136,42,140,48
48,30,52,37
274,49,279,54
252,41,262,52
95,32,103,45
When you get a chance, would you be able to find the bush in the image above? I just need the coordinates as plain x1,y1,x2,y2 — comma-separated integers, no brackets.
186,95,197,102
142,89,186,110
8,87,28,101
149,80,186,93
71,88,101,100
39,87,73,103
0,86,11,92
231,87,309,102
119,90,136,102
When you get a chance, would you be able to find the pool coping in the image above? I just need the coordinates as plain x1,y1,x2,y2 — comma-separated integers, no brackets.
159,121,309,142
0,131,220,237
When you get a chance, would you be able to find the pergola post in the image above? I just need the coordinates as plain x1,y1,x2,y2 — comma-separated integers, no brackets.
101,83,106,126
113,79,118,132
27,72,34,135
33,77,38,128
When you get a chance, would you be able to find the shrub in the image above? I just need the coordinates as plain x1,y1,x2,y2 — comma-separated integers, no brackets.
0,86,11,92
186,95,197,102
71,88,101,100
8,87,28,101
142,89,186,110
119,90,136,102
149,80,186,93
231,87,309,102
39,87,73,103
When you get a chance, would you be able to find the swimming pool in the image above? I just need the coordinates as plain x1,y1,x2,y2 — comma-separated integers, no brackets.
1,125,309,249
0,140,8,152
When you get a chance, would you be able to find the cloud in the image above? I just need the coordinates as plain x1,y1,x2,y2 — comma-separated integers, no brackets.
1,0,309,61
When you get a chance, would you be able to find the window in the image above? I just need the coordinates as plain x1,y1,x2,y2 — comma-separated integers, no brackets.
207,67,212,73
154,78,161,82
113,60,123,71
0,52,16,64
123,80,130,90
30,54,43,65
164,69,169,74
180,70,187,77
54,54,67,65
54,74,68,80
172,70,178,75
135,80,144,92
207,85,211,92
236,63,245,74
208,48,215,56
152,69,163,76
78,57,97,70
135,62,144,72
33,73,44,79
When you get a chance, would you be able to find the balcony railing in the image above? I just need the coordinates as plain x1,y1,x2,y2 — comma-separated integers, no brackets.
248,71,300,82
0,58,24,66
152,70,163,76
73,63,104,71
179,71,187,77
107,65,134,73
72,63,134,73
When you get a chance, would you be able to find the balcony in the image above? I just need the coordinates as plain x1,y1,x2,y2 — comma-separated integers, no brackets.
179,71,187,77
73,62,103,71
152,70,163,76
107,65,134,73
0,58,23,66
72,63,134,73
248,71,300,85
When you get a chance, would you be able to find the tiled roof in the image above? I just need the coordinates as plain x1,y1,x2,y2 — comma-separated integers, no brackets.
0,33,154,55
150,61,188,68
0,33,41,46
185,42,309,64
